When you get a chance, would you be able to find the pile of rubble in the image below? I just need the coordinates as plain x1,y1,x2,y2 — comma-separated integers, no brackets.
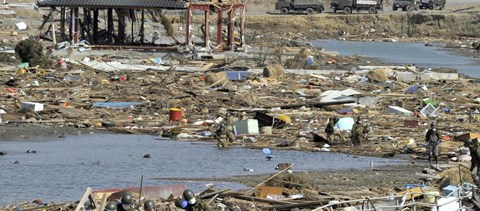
0,35,480,210
3,162,480,210
0,40,479,157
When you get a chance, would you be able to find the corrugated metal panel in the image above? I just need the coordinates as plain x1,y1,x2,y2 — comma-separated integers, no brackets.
37,0,186,9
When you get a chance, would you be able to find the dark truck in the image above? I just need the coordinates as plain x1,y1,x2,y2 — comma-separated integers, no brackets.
331,0,383,14
419,0,445,10
275,0,325,14
392,0,418,11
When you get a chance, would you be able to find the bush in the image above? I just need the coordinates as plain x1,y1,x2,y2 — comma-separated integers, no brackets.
15,39,43,63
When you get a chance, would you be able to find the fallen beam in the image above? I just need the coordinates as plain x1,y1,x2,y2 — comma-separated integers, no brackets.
221,193,294,205
263,99,356,109
267,200,330,210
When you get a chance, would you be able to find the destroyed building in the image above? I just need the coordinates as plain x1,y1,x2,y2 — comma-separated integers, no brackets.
36,0,246,51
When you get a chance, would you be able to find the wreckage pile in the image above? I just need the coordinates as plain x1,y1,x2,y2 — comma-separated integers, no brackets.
1,38,480,209
1,41,479,158
2,162,480,211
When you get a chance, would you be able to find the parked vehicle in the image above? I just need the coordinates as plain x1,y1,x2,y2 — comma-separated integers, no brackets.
330,0,383,14
275,0,325,14
392,0,418,11
419,0,445,10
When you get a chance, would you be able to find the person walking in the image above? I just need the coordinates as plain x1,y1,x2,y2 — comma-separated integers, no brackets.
425,122,441,167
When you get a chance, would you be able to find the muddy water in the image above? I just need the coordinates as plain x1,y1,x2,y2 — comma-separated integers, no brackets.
313,40,480,78
0,134,401,205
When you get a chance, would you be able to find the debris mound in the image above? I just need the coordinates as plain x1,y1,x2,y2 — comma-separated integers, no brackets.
263,65,285,80
438,164,473,187
367,69,388,82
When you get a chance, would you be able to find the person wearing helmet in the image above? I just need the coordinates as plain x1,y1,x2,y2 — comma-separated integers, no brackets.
350,116,365,146
425,122,441,167
216,122,229,148
325,117,336,142
104,202,117,211
117,192,134,211
175,189,212,211
144,200,156,211
224,113,236,143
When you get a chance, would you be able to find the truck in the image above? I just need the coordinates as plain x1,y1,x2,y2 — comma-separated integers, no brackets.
392,0,418,11
275,0,325,14
418,0,445,10
330,0,383,14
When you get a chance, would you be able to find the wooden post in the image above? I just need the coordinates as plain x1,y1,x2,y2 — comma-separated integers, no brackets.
185,7,191,48
117,9,126,44
107,8,113,44
239,6,245,47
140,9,145,44
204,10,210,49
130,9,134,44
93,9,98,44
60,6,66,41
51,18,56,44
216,9,222,48
139,175,144,201
227,9,234,50
72,7,79,44
69,7,73,41
83,8,92,41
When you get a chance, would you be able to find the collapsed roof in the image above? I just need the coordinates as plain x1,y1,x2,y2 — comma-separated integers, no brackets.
36,0,186,9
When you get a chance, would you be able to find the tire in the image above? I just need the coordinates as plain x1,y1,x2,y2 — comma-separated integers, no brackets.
333,8,337,13
281,8,288,14
402,6,406,11
343,7,352,14
317,7,324,13
368,7,377,14
393,6,397,11
439,3,444,10
428,5,433,9
406,5,411,11
306,8,314,14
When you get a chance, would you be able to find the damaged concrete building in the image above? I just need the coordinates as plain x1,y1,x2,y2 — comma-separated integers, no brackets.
35,0,246,51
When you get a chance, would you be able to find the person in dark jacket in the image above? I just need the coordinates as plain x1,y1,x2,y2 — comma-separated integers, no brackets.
466,139,480,186
351,116,365,146
425,122,441,167
325,117,337,142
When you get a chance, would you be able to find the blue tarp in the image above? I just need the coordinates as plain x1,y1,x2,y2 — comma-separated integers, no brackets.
225,71,249,81
93,102,144,109
335,117,354,131
405,85,420,94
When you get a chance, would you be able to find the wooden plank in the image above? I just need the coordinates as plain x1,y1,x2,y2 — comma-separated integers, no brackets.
397,187,423,200
221,193,294,205
75,187,93,211
98,193,108,211
268,200,330,210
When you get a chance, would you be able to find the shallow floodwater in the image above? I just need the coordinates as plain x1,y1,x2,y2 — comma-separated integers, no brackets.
0,134,402,205
313,40,480,78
